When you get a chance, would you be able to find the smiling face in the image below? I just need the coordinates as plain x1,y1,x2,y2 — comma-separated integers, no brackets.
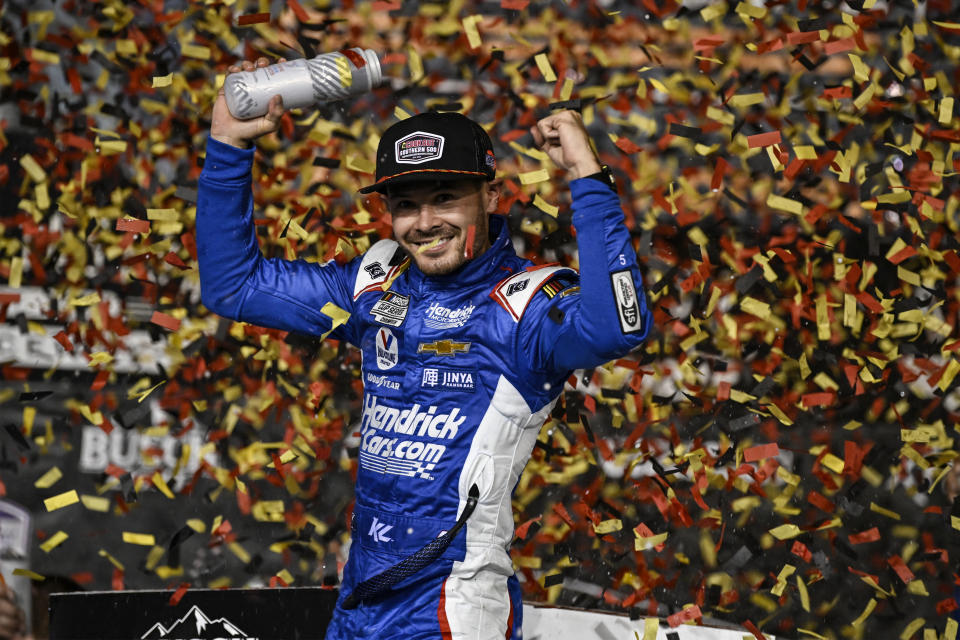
386,179,500,276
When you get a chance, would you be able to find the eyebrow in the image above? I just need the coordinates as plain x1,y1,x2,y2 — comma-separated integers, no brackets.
387,183,472,199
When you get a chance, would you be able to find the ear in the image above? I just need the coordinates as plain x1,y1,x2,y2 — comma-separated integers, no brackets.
483,179,502,215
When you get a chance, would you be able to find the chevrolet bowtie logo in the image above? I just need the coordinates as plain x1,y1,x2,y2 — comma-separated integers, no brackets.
418,340,471,355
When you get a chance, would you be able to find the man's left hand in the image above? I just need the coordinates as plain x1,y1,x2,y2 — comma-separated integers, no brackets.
529,110,602,180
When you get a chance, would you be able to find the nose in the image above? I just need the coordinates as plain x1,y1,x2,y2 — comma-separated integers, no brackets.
413,203,442,231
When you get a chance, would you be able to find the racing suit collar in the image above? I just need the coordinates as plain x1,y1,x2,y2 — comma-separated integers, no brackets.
406,214,513,290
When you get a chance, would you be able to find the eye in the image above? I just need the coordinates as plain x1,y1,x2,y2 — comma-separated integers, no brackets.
391,199,416,212
435,193,456,204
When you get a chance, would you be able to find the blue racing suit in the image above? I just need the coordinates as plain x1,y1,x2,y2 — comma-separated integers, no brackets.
196,137,652,639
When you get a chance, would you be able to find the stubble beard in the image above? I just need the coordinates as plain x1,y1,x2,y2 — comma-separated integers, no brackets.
402,215,489,277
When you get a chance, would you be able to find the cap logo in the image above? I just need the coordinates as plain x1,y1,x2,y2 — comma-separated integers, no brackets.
395,131,445,164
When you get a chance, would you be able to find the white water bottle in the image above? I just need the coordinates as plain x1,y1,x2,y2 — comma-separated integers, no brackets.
223,48,382,120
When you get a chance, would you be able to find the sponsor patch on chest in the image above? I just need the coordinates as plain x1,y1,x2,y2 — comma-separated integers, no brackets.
375,327,399,370
370,291,409,327
421,366,477,392
423,301,475,329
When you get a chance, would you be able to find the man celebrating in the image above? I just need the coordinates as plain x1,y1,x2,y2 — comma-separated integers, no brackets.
198,57,651,639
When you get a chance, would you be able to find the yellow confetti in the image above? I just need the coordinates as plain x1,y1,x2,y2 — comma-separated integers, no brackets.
8,257,23,288
146,208,178,221
228,542,251,564
853,83,876,111
23,406,35,436
740,296,771,320
81,495,110,512
12,569,45,581
851,598,877,626
643,617,659,640
122,532,156,546
728,93,765,108
19,154,46,182
346,154,375,174
152,471,175,499
69,292,101,307
518,168,550,185
34,467,62,489
39,531,68,553
848,54,871,83
821,453,844,474
771,564,796,597
635,532,668,550
44,490,79,512
940,97,954,125
320,302,351,336
534,53,557,82
181,44,211,60
98,549,124,571
462,15,482,50
766,193,804,215
700,2,727,21
145,546,165,571
938,359,960,393
769,523,802,540
533,194,559,218
734,1,766,17
408,47,424,82
151,74,173,88
797,575,810,612
945,619,958,640
276,569,295,585
593,519,622,535
900,619,925,640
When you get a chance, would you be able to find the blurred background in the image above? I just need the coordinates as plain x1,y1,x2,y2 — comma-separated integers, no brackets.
1,0,960,638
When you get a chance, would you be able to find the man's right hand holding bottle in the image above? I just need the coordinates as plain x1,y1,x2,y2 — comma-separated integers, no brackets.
210,57,287,149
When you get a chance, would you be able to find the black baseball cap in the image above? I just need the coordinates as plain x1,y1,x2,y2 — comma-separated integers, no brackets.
359,111,497,194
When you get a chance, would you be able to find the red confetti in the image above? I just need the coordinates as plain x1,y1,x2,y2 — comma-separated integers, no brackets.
164,252,189,269
743,443,779,462
743,620,767,640
0,293,20,304
849,527,881,544
801,392,835,408
169,582,191,606
112,568,124,591
887,555,914,585
823,37,857,55
501,0,530,8
53,330,74,351
465,225,476,260
514,516,541,539
666,604,702,627
747,131,782,148
116,218,150,233
285,0,310,22
91,370,109,391
614,137,644,154
887,245,918,264
786,31,820,45
150,311,181,331
237,12,270,25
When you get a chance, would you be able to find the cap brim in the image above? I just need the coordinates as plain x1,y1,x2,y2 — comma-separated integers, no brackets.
359,169,492,194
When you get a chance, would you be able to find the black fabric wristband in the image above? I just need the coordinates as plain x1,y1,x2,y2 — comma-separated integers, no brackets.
582,165,616,192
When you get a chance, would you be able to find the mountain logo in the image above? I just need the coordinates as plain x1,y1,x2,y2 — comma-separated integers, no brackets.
141,605,257,640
